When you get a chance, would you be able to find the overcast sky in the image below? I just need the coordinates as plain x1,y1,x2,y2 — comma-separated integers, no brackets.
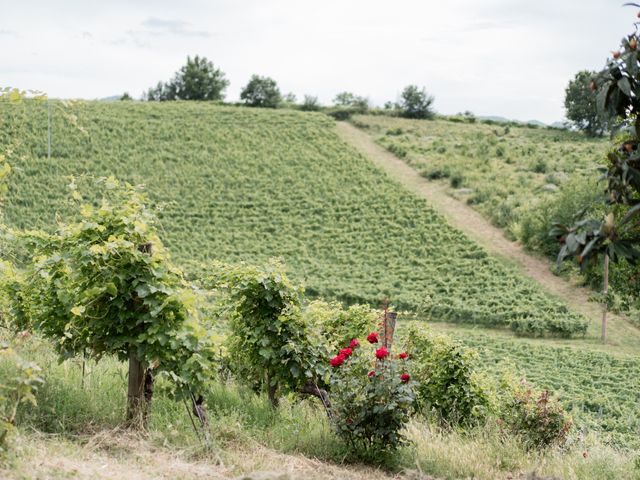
1,0,636,123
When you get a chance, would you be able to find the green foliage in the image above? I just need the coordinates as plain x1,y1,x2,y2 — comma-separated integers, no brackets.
16,178,216,399
405,326,494,426
333,92,369,112
564,70,609,137
399,85,435,119
519,176,603,257
300,95,321,112
555,13,640,272
451,330,640,447
498,377,572,449
144,55,229,101
0,102,589,336
329,340,414,452
120,92,133,101
240,75,281,108
303,300,377,353
0,341,42,451
212,260,328,404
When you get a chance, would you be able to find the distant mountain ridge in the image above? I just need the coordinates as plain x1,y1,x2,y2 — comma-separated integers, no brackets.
476,115,566,129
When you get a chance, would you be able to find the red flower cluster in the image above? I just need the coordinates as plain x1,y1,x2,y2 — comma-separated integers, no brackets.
398,351,408,359
367,332,379,344
330,338,360,368
368,370,376,378
375,346,389,359
330,354,346,367
400,373,410,383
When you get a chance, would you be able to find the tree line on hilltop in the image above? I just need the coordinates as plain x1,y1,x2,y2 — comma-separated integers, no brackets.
119,55,435,120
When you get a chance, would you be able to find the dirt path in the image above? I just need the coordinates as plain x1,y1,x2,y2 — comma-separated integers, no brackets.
336,121,640,350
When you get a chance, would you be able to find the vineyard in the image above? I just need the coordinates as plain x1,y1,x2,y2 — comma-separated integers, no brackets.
421,323,640,449
351,114,608,237
0,101,589,336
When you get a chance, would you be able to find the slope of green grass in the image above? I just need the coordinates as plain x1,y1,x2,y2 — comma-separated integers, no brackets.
351,114,608,235
0,101,588,335
416,322,640,448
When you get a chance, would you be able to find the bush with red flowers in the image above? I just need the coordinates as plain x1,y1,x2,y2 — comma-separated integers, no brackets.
328,335,414,452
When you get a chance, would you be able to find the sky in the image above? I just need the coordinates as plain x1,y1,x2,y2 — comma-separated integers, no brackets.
1,0,636,123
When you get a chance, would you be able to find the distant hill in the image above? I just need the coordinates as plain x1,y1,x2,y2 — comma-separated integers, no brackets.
476,115,565,128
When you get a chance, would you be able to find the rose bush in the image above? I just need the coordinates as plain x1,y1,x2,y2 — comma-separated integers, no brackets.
329,336,414,452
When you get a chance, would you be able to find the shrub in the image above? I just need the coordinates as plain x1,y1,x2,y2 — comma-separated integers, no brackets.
498,377,572,449
329,338,414,452
405,326,495,426
0,342,43,451
333,92,369,112
518,176,602,257
386,142,408,158
303,300,377,353
325,107,358,121
300,95,321,112
215,260,329,406
398,85,435,119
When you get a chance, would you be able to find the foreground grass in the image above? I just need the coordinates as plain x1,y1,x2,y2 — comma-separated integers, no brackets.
2,335,639,479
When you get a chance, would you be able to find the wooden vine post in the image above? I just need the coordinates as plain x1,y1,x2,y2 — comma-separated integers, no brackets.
126,242,154,426
376,299,397,370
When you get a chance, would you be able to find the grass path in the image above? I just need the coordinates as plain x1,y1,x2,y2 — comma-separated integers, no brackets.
3,430,403,480
336,121,640,354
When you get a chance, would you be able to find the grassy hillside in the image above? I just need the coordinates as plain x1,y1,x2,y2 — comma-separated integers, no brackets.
2,102,640,477
0,101,587,335
420,323,640,448
351,114,607,236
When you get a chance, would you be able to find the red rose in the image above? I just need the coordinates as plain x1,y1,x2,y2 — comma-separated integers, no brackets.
398,352,408,359
340,348,353,357
368,370,376,378
367,332,379,344
330,354,346,367
375,346,389,359
400,373,410,383
346,417,353,425
349,338,360,349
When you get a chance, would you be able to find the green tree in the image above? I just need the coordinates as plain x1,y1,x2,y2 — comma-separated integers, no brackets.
564,70,608,137
399,85,435,119
19,178,216,425
333,91,369,111
300,95,321,111
240,75,281,108
552,13,640,343
145,55,228,101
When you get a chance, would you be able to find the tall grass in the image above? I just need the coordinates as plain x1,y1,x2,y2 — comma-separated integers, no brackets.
3,334,640,479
